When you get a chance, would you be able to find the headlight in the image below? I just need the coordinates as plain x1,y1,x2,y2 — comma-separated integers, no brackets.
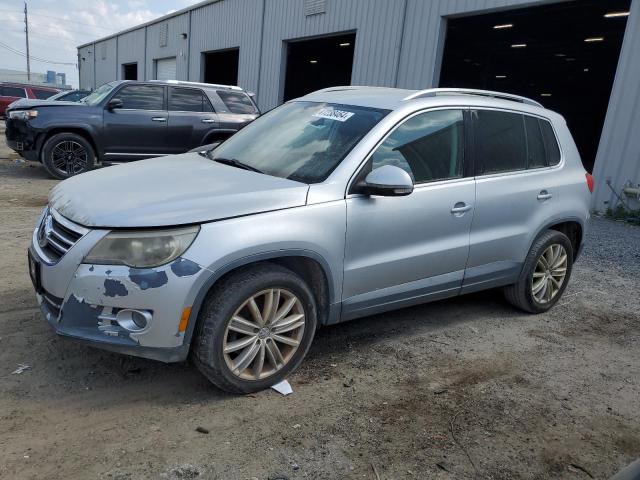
9,110,38,121
84,226,199,268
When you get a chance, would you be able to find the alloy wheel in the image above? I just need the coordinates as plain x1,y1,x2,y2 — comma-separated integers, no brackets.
51,140,88,176
531,243,568,304
223,288,306,380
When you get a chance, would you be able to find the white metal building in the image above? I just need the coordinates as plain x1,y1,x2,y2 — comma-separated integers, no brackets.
77,0,640,212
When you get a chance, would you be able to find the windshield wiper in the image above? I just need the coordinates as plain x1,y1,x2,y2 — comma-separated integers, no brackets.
212,157,263,174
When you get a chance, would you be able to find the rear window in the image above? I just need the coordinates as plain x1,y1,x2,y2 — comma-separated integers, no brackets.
169,87,214,112
524,115,547,169
33,89,56,100
540,120,561,166
1,86,26,98
216,90,256,114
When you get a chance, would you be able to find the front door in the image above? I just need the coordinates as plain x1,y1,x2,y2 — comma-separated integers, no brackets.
342,108,475,320
102,84,168,160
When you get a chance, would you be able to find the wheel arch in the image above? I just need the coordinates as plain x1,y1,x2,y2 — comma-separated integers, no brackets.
202,129,236,146
39,127,99,163
530,217,585,261
182,250,339,354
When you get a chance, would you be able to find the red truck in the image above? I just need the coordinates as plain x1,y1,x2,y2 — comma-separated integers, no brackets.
0,82,60,118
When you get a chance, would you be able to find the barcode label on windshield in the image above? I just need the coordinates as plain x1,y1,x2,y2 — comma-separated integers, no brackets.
313,108,355,122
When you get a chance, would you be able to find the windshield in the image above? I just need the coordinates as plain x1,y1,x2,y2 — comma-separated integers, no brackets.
210,101,389,184
82,82,117,106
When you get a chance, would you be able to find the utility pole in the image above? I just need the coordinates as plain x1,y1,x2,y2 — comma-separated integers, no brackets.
24,1,30,81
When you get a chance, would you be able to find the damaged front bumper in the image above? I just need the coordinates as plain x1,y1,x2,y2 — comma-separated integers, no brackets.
30,208,209,363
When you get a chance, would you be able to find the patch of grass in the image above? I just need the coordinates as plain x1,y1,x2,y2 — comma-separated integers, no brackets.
605,205,640,225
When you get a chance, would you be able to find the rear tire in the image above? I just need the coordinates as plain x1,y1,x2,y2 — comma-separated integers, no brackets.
504,230,573,313
192,264,317,394
42,132,95,179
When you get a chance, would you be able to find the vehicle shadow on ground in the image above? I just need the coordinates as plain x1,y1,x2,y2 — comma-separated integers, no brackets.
10,288,521,407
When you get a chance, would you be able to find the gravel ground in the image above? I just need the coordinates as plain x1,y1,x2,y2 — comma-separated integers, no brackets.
0,127,638,480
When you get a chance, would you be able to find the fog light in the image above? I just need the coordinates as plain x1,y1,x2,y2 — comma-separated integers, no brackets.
116,309,152,332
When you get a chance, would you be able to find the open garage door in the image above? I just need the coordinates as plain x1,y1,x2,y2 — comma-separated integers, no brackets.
202,48,239,86
155,57,177,81
439,0,631,172
283,32,356,101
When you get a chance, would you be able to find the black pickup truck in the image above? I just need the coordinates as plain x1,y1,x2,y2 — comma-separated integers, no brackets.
5,80,259,179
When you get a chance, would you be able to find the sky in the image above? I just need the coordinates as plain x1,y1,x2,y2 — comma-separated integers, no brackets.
0,0,204,88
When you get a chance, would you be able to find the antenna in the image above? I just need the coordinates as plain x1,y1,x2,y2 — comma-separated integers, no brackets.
24,1,30,82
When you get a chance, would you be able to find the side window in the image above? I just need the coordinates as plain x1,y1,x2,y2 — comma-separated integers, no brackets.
368,109,465,184
115,85,164,110
33,89,56,100
475,110,527,174
524,115,547,169
169,87,214,112
1,86,26,98
216,90,256,114
540,120,561,166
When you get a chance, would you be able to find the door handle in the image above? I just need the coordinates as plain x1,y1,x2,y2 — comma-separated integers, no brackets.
451,202,472,215
201,118,216,124
151,117,167,122
537,190,553,201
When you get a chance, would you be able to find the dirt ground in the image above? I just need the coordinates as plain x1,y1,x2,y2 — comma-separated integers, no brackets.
0,124,638,480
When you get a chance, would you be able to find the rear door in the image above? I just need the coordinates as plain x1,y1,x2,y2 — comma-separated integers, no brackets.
463,109,559,293
102,84,168,160
167,86,218,153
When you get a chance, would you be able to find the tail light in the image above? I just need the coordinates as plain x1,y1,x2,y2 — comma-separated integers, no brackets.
585,173,594,193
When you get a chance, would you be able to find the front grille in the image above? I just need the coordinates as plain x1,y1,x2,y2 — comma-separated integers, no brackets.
36,209,87,263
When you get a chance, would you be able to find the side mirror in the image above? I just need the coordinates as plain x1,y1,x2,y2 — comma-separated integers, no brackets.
357,165,414,197
106,98,123,110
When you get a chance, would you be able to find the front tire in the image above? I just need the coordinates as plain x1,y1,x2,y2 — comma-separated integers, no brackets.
42,133,95,179
192,264,318,394
504,230,573,313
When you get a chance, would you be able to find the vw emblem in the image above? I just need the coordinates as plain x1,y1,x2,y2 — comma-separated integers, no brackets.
38,215,53,248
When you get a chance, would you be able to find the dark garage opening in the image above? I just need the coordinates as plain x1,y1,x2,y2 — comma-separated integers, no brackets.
439,0,631,172
122,62,137,80
283,32,356,101
203,48,239,86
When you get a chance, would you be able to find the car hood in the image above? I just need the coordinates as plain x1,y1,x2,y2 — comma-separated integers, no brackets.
49,154,310,228
8,98,82,110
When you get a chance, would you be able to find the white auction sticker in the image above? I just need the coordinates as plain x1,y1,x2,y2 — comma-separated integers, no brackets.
313,107,355,122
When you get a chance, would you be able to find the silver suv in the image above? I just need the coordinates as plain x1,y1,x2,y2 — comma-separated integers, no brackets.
29,87,592,393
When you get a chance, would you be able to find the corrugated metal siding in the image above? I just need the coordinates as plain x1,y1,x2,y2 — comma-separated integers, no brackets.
592,0,640,211
78,45,94,89
145,13,190,80
189,0,264,93
258,0,406,110
94,38,117,89
116,28,146,80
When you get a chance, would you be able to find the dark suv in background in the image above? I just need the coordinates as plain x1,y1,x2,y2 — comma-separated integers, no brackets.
5,80,259,179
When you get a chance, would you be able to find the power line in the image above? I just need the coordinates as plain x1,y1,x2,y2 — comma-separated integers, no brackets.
0,8,121,31
4,18,114,38
0,41,76,66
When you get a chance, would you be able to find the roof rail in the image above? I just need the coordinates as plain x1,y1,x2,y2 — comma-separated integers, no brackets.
403,88,543,107
148,79,243,91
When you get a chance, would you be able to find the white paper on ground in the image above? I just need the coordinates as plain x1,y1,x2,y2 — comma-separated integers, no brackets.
271,379,293,396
